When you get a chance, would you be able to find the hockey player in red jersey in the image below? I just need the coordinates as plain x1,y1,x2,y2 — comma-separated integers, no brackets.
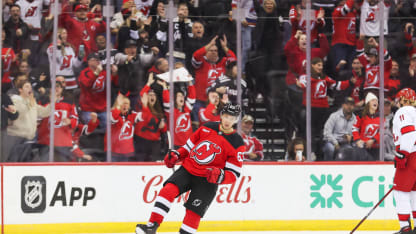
392,88,416,234
135,103,245,234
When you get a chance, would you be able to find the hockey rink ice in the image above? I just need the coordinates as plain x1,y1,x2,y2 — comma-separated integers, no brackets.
90,232,394,234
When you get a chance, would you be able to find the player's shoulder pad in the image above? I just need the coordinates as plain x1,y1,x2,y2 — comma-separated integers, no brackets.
223,132,245,150
202,122,220,132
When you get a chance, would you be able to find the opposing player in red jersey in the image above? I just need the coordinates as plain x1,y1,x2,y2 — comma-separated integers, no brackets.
135,103,245,234
392,88,416,234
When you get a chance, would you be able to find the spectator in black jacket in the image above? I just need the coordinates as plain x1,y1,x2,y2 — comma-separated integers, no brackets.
184,21,209,75
115,39,157,110
4,4,30,53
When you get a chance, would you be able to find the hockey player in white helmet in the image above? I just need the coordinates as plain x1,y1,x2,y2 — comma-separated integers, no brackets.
392,88,416,234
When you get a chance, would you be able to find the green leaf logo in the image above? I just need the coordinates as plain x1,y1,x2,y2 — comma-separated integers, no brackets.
310,174,343,208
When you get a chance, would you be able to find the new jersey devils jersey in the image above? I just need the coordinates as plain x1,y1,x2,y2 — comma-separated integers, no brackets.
134,0,154,17
298,75,350,107
192,47,236,101
162,84,196,147
359,0,389,36
79,68,108,112
59,13,106,55
1,47,16,84
352,114,380,147
134,106,167,141
356,40,392,91
16,0,49,29
241,133,264,161
178,122,245,184
47,44,82,89
393,106,416,154
105,108,140,155
37,98,78,147
331,0,357,46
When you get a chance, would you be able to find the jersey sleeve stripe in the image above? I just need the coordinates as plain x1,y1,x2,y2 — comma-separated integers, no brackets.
225,162,241,177
401,125,415,135
183,139,194,152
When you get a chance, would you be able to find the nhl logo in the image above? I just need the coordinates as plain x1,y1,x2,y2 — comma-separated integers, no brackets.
21,176,46,213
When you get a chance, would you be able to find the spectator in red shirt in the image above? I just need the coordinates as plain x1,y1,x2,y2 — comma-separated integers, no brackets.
351,92,380,160
162,80,196,149
134,74,167,161
240,115,264,161
191,35,236,127
328,0,359,76
36,82,78,161
78,53,118,130
296,57,356,158
59,3,106,56
106,93,141,162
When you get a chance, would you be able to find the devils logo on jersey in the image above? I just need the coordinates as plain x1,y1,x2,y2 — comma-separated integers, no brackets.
364,124,379,138
60,55,73,70
366,69,378,86
54,110,68,127
191,141,222,165
366,9,375,22
175,113,191,133
314,81,327,99
92,75,105,92
25,6,38,17
119,120,134,140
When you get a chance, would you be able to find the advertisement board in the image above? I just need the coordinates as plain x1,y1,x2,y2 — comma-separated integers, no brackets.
0,162,398,233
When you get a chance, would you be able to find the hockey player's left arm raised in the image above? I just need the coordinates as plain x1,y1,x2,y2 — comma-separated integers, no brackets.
206,145,245,184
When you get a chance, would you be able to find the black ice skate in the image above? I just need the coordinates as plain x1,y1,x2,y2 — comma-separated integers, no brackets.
135,222,159,234
393,226,413,234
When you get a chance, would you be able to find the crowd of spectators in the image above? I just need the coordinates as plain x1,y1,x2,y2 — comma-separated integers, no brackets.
1,0,416,162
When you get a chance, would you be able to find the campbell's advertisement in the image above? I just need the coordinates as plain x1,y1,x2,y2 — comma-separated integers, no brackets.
1,163,396,225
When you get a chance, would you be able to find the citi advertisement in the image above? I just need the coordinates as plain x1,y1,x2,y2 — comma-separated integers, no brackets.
1,163,395,226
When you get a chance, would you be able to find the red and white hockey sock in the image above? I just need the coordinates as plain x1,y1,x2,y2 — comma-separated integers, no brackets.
148,183,179,226
179,209,201,234
394,190,412,228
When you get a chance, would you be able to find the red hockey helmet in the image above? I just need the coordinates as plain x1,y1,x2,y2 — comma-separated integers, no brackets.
396,88,416,102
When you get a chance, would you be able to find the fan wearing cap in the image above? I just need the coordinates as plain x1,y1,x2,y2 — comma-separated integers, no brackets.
322,96,356,160
356,35,392,92
135,103,245,234
59,3,105,56
240,115,264,161
110,0,145,34
133,73,167,162
78,53,118,129
351,92,380,159
391,88,416,233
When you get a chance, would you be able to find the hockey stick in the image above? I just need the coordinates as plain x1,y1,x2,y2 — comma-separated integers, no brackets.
350,187,394,234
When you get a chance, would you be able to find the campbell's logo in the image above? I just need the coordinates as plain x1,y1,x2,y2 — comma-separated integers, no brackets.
141,175,251,204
